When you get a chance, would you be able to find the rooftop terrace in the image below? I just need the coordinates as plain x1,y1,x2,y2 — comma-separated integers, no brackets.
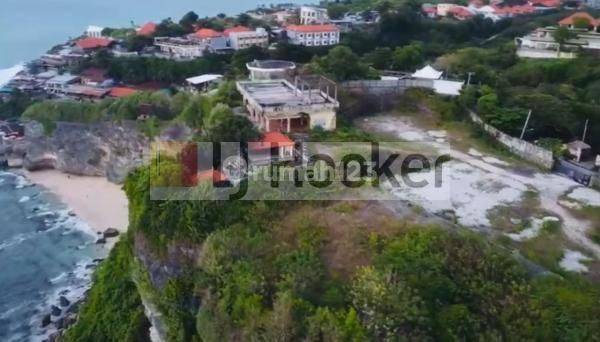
237,79,338,109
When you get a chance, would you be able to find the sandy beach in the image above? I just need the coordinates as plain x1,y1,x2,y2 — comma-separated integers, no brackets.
23,170,129,236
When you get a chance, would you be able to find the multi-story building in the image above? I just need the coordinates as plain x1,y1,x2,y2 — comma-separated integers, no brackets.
225,27,269,50
286,25,340,46
300,6,330,25
154,37,206,60
237,76,339,133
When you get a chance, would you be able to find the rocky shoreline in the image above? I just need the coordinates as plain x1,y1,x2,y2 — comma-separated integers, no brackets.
41,228,120,342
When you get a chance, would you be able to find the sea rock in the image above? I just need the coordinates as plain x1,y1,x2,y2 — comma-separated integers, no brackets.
96,238,106,245
103,228,120,238
41,314,52,328
55,317,65,330
59,296,70,307
50,305,61,317
65,313,77,326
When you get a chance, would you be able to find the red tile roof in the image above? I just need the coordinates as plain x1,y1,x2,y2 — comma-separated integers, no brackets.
528,0,560,7
109,87,138,98
138,22,157,36
224,26,252,36
449,7,475,19
80,67,108,83
286,24,340,33
75,37,113,50
193,28,223,39
558,12,600,27
249,132,295,151
196,169,229,183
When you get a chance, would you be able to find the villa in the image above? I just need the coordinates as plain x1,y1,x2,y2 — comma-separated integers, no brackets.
515,12,600,59
237,76,339,133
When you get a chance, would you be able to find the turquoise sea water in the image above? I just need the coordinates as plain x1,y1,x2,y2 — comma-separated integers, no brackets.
0,0,307,69
0,172,104,341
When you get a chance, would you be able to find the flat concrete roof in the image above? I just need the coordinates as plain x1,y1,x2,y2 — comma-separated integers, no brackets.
238,80,331,108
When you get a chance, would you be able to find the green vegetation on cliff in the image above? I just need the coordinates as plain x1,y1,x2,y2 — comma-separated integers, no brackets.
65,161,600,341
64,237,150,342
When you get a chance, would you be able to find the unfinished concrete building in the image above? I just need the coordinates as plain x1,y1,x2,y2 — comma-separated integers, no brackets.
236,76,339,133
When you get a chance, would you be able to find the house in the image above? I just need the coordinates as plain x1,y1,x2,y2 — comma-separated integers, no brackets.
515,24,600,59
437,3,458,16
422,4,438,18
286,24,340,46
237,76,339,133
249,132,295,165
300,6,330,25
272,10,295,24
185,74,223,92
558,12,599,31
44,74,80,93
528,0,560,9
75,37,114,51
86,25,104,38
449,6,476,21
79,68,109,86
154,37,206,60
64,85,110,100
109,87,138,98
568,140,592,162
227,27,269,50
0,121,24,140
137,22,157,36
189,28,231,53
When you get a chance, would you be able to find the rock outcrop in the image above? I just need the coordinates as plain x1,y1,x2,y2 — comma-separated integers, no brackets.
6,121,150,183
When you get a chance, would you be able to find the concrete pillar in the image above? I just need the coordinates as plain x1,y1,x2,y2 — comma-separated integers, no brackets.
287,118,291,132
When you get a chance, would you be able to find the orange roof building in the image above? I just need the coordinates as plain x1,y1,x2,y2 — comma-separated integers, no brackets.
558,12,600,29
286,24,340,47
193,28,223,40
109,87,138,98
286,24,339,33
249,132,295,151
224,26,252,36
137,22,157,36
75,37,113,50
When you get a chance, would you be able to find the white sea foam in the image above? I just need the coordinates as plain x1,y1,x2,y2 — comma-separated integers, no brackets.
19,196,31,203
0,63,24,87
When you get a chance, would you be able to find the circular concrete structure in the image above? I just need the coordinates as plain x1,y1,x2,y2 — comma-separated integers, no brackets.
246,60,296,80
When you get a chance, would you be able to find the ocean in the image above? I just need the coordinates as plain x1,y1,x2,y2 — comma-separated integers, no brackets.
0,172,104,341
0,0,308,69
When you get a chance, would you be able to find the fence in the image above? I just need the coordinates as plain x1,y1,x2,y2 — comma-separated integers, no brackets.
342,79,434,96
469,111,554,169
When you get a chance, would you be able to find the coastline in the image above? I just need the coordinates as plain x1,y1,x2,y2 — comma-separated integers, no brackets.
22,170,129,240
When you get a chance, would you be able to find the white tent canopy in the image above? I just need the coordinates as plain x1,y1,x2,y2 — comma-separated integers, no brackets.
412,65,443,80
185,74,223,85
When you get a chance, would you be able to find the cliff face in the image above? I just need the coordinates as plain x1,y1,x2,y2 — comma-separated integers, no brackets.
5,121,150,183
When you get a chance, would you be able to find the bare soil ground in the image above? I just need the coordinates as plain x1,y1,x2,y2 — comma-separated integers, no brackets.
356,108,600,279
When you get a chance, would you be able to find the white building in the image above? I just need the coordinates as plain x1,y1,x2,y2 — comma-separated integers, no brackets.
227,28,269,50
154,37,206,60
300,6,330,25
86,25,104,38
286,25,340,47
